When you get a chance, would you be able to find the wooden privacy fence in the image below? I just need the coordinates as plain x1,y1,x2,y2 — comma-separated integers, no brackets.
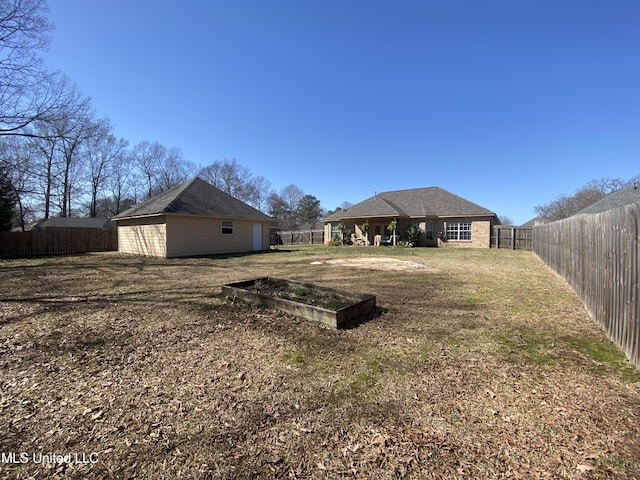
0,229,118,258
276,230,325,245
533,203,639,369
491,226,533,250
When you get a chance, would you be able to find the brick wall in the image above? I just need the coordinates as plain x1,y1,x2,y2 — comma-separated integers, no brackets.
438,219,492,248
324,218,495,248
471,220,491,248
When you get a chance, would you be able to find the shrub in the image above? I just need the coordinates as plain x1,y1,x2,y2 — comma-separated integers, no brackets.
406,224,423,244
397,240,414,248
329,235,343,246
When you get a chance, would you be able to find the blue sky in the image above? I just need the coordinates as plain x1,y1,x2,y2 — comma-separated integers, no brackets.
44,1,639,225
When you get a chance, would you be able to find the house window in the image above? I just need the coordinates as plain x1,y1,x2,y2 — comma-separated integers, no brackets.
374,225,381,236
446,221,471,241
221,220,234,235
426,221,433,240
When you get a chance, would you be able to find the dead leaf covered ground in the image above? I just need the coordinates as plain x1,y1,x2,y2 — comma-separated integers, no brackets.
0,247,639,479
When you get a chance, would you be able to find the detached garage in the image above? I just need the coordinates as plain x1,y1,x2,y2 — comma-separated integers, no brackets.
114,177,273,258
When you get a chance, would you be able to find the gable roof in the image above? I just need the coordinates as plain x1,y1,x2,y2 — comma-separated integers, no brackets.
520,217,548,228
114,178,272,221
576,185,640,215
34,217,114,230
324,187,496,221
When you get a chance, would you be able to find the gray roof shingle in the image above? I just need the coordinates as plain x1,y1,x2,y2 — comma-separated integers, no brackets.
35,217,113,229
576,186,640,215
520,217,548,228
114,178,272,221
325,187,496,221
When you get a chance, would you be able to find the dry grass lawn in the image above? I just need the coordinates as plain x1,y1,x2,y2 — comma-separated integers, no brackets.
0,246,639,479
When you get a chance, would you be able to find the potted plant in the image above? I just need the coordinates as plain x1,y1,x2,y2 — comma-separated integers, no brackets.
360,222,370,246
336,223,351,245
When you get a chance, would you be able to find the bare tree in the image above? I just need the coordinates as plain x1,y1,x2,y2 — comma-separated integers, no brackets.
627,175,640,188
269,184,304,230
0,0,62,136
14,78,109,218
280,184,304,213
85,120,128,217
247,175,271,212
155,146,195,193
197,161,223,188
219,158,253,199
198,158,256,202
133,140,166,199
534,177,626,221
28,119,61,218
56,93,100,216
106,145,135,215
13,75,86,218
325,201,353,217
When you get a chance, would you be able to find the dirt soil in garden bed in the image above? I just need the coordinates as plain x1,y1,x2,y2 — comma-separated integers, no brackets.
245,278,360,310
0,248,639,479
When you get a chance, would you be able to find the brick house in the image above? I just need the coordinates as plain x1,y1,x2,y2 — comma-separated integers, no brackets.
323,187,499,248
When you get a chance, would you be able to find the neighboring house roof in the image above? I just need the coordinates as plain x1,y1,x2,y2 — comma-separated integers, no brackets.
520,217,548,228
114,177,273,221
289,223,321,231
576,186,640,215
11,222,38,232
34,217,114,230
324,187,497,221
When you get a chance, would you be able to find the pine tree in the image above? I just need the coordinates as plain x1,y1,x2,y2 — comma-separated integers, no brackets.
0,169,17,231
295,195,322,228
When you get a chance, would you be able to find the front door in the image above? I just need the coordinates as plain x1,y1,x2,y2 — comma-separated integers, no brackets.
252,223,263,251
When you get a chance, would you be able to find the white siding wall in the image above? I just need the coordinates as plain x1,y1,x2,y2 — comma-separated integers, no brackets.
117,217,167,257
166,215,270,257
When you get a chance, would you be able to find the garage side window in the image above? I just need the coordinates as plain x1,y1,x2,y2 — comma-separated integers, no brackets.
221,220,234,235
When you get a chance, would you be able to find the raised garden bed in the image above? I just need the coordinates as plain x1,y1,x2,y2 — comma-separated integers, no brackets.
222,277,376,328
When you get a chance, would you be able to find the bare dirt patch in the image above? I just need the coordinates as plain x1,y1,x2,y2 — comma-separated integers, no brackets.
311,256,430,271
0,249,639,479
